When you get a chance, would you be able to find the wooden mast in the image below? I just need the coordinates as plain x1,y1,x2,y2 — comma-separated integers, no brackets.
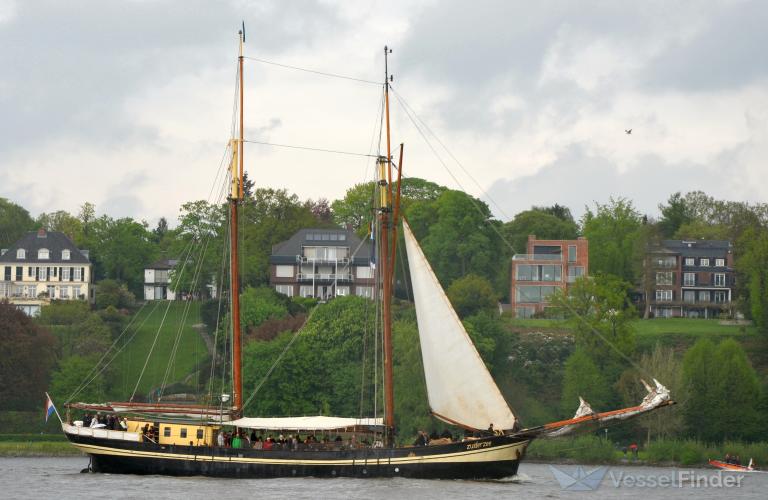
230,28,245,415
381,45,395,440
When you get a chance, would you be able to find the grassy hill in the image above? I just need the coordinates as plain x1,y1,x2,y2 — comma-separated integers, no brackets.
109,301,209,399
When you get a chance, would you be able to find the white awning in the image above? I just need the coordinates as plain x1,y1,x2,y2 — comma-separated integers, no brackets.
227,416,384,431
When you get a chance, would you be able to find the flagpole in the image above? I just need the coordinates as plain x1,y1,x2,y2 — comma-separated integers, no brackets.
45,392,64,424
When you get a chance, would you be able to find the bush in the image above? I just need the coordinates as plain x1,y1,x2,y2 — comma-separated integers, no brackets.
95,279,135,309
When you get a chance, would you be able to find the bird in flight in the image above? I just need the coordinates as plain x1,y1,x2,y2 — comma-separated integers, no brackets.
625,129,632,135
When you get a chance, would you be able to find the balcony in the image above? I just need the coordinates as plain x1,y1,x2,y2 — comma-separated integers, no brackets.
512,254,563,262
296,255,350,265
297,273,353,282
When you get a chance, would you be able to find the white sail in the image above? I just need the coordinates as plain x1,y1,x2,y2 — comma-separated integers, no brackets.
402,220,516,430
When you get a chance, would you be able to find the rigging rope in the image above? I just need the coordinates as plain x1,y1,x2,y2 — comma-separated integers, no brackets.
243,56,381,85
243,139,377,158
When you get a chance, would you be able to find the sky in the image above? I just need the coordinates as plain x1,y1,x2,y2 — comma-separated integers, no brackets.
1,0,766,226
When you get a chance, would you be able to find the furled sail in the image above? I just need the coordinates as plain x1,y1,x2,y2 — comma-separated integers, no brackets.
402,220,517,430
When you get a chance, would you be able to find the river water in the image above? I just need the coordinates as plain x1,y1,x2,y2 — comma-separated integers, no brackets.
0,457,765,499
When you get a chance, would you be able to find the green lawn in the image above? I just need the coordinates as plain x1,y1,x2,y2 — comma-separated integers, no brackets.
109,301,208,399
631,318,756,337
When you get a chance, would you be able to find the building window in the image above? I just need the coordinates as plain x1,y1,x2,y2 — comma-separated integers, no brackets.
62,268,70,281
28,266,33,277
16,248,25,259
355,286,374,298
683,273,695,286
683,290,696,303
196,429,204,439
700,258,709,267
275,284,293,297
62,250,70,260
39,267,47,281
15,266,22,281
540,265,562,282
180,428,187,439
714,273,726,287
684,258,694,266
655,289,673,302
656,272,674,285
656,257,676,268
699,291,710,302
714,291,727,303
73,268,82,281
73,285,81,299
47,285,55,298
275,265,294,278
515,307,535,318
516,264,539,281
656,307,673,318
568,245,577,262
164,427,171,437
336,286,350,296
3,266,10,281
38,248,49,260
715,258,725,267
61,286,69,299
516,285,556,303
356,266,373,279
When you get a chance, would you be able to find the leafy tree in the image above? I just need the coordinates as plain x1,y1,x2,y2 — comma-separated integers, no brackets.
446,274,497,318
657,192,693,238
239,286,289,332
735,226,768,331
0,197,35,248
37,301,111,359
305,198,334,226
503,207,578,255
462,311,505,372
95,279,136,310
0,301,56,410
77,202,96,238
50,354,108,404
36,210,84,244
560,348,611,416
682,338,761,441
548,274,636,385
152,217,169,243
581,197,643,282
407,190,503,289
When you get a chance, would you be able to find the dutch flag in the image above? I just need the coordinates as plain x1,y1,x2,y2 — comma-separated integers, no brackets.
44,393,57,423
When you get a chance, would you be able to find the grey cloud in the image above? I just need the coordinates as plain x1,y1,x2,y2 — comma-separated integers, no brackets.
483,143,757,222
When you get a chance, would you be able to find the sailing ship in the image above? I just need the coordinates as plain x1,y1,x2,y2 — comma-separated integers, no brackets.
59,29,673,479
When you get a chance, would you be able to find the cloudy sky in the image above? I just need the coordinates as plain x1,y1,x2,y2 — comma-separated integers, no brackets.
1,0,766,225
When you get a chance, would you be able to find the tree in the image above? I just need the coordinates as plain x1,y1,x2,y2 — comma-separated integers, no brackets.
560,348,611,416
50,355,108,404
446,274,497,318
36,210,84,244
407,190,504,289
548,274,636,386
239,287,290,333
152,217,169,243
736,226,768,331
0,197,35,248
657,192,693,238
581,198,643,282
0,301,56,410
77,202,96,238
305,198,334,227
95,279,136,310
503,207,578,255
682,338,761,441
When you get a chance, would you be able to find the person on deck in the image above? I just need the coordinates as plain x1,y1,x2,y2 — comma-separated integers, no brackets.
231,433,242,449
413,430,428,447
217,431,224,447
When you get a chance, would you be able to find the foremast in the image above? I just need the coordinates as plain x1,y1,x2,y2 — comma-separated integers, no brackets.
229,27,245,416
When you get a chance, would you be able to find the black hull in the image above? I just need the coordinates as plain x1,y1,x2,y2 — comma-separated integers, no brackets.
67,433,528,480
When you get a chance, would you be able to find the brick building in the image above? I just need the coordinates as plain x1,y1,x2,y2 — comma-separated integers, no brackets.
643,240,734,318
269,228,374,301
510,235,589,318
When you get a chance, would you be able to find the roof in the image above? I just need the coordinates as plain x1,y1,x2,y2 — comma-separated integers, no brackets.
0,230,90,264
269,228,372,264
660,240,732,257
146,258,179,270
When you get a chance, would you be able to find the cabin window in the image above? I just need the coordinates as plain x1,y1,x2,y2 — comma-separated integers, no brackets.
196,429,204,439
180,428,187,438
38,248,49,260
164,427,171,437
16,248,25,259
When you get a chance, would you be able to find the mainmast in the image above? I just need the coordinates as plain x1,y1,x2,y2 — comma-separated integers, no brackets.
229,27,245,415
380,46,395,440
